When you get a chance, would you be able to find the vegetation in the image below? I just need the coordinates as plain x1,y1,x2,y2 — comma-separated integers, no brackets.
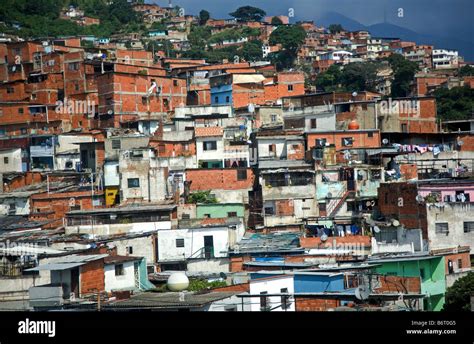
386,53,419,97
187,190,218,204
316,62,381,92
269,24,306,70
328,24,344,33
271,16,283,26
0,0,143,38
188,279,227,292
434,86,474,121
229,6,266,22
198,10,210,26
443,272,474,311
458,65,474,77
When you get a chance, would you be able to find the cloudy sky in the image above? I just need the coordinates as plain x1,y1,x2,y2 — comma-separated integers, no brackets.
150,0,473,41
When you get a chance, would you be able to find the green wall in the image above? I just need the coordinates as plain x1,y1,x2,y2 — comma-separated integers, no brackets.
196,203,245,219
375,256,446,311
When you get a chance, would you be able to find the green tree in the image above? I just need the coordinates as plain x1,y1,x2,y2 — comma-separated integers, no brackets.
229,6,266,22
434,86,474,121
316,64,343,91
269,24,306,70
271,16,283,26
387,53,419,97
328,24,344,33
240,40,263,62
443,272,474,311
199,9,210,25
458,65,474,77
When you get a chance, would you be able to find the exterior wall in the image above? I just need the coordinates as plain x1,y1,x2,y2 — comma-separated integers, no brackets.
186,168,254,192
157,227,235,261
375,257,445,311
295,297,339,311
80,259,105,296
283,106,336,132
0,148,23,173
65,220,172,236
196,203,245,219
257,138,288,160
104,261,136,292
294,274,345,293
377,98,437,134
0,197,30,215
306,130,380,151
196,136,224,166
426,203,474,250
110,235,156,266
186,258,230,274
249,276,295,312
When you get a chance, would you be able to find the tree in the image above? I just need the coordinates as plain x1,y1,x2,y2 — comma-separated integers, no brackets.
387,53,419,97
271,16,283,26
269,25,306,54
328,24,344,34
434,86,474,121
199,9,210,25
443,272,474,311
458,65,474,77
240,40,263,62
316,64,343,91
229,6,266,22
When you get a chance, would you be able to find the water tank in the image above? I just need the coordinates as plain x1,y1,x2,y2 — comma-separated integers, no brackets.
348,120,360,130
167,272,189,291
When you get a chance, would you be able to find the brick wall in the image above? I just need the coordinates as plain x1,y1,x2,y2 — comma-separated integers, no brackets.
186,168,255,191
80,259,105,296
377,182,428,238
295,297,340,311
306,130,381,151
374,275,421,293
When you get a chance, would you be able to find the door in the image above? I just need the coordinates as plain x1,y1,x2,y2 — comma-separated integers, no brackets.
204,236,214,259
70,267,79,298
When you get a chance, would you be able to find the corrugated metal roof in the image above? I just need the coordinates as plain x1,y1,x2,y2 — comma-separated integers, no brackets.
26,262,85,271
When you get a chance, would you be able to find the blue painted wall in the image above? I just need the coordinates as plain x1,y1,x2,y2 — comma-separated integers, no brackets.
294,274,345,293
211,84,232,105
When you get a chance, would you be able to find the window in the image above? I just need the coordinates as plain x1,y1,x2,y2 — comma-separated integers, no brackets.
458,259,463,270
18,108,24,114
227,212,237,217
203,214,211,218
173,79,178,87
3,157,8,164
20,128,27,135
288,84,294,91
203,141,217,151
127,178,140,188
176,238,185,248
463,222,474,233
318,202,327,212
225,96,230,103
126,246,133,255
341,137,353,147
270,114,277,122
281,288,290,310
401,123,408,133
181,213,190,220
264,207,274,215
310,118,317,129
111,140,121,150
260,292,270,311
368,131,374,138
7,87,14,94
237,169,247,180
214,96,219,103
68,62,79,71
115,264,124,276
0,129,5,136
435,223,449,234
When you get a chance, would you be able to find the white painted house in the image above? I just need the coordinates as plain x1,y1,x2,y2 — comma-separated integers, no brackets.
104,256,140,292
249,275,295,312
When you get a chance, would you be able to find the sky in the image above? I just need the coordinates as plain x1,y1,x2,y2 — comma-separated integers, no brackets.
149,0,474,42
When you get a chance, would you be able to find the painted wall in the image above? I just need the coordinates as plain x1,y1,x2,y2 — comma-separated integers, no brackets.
104,261,136,292
0,148,23,173
196,204,245,219
249,276,295,312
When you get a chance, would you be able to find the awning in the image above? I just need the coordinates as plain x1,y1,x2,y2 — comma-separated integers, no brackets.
25,262,85,272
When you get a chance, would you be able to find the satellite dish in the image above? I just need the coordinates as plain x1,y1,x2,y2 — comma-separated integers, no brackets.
248,103,255,113
327,192,333,199
416,195,424,203
321,234,328,242
457,140,464,146
373,226,380,233
219,272,227,280
352,91,358,97
382,138,389,145
392,219,400,227
107,109,113,115
355,284,370,301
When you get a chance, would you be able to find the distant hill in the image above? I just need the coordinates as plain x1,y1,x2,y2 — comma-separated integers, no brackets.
317,11,474,61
